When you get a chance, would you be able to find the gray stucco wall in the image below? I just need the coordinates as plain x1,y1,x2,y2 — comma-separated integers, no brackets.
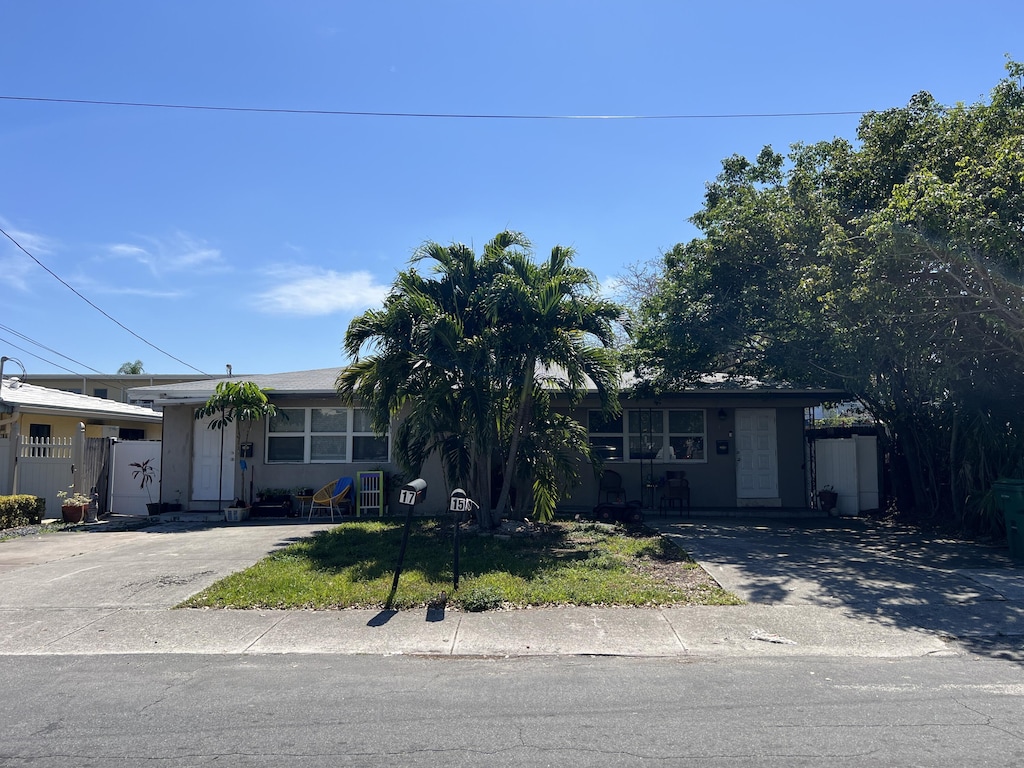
559,399,814,513
160,398,438,514
158,405,195,507
159,394,817,515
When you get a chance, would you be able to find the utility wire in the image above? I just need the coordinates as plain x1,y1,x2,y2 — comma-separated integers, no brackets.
0,322,106,375
0,227,209,375
0,336,80,376
0,94,868,121
0,324,204,396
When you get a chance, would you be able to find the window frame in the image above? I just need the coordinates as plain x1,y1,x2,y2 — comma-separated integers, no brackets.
265,406,389,464
587,408,707,463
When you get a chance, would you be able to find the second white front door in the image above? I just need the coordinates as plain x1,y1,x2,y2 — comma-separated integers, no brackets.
192,414,236,502
735,408,779,502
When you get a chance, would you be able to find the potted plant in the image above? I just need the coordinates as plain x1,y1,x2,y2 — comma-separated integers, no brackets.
57,490,92,523
130,458,159,514
818,485,839,514
251,487,294,518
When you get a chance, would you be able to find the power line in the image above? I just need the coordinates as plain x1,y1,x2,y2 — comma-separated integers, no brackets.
0,322,105,374
0,94,869,121
0,325,202,397
0,336,79,376
0,227,209,375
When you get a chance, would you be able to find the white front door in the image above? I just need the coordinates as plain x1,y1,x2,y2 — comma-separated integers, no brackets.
735,408,779,503
192,414,236,502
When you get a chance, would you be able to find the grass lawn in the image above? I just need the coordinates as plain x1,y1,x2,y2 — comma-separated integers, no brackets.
181,518,741,611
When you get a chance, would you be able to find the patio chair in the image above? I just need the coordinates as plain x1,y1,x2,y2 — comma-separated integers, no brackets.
659,471,690,517
309,477,354,521
599,469,626,503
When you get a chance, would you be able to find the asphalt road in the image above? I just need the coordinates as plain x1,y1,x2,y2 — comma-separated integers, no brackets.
2,654,1023,767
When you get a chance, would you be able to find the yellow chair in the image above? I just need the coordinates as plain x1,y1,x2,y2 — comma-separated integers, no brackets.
309,477,354,521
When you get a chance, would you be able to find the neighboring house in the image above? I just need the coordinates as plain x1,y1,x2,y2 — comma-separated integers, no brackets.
129,367,846,515
129,369,385,512
21,372,221,406
0,376,163,512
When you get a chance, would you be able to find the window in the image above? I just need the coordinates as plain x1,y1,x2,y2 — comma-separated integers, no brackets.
588,411,624,463
93,388,108,399
266,407,389,463
588,409,706,462
29,423,51,457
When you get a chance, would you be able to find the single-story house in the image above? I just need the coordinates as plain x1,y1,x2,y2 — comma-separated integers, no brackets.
0,375,163,511
128,367,846,516
18,372,218,405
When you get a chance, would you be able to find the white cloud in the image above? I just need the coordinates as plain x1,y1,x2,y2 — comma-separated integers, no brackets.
254,267,390,316
0,255,34,291
108,243,149,258
0,220,56,291
0,221,55,256
599,275,625,298
73,274,185,299
104,232,225,274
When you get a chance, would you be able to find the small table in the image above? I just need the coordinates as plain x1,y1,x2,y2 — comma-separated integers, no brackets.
295,495,314,516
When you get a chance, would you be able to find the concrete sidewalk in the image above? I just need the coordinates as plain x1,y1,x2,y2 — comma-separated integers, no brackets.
0,516,1019,659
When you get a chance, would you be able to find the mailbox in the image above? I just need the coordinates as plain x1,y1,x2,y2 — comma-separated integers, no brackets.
399,478,427,507
449,488,475,513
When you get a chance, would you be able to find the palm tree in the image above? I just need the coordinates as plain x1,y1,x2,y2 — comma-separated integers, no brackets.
194,381,278,509
338,231,622,526
484,244,622,520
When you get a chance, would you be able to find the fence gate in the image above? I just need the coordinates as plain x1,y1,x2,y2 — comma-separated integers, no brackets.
109,440,162,515
14,435,75,518
84,437,112,515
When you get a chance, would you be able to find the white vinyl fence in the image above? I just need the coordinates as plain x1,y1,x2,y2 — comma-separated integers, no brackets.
14,434,76,518
109,440,162,515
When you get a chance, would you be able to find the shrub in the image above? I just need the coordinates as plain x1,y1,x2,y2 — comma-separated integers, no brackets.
458,585,505,612
0,495,46,530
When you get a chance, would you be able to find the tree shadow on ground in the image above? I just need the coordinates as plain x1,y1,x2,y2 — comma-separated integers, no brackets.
296,518,589,583
658,518,1024,664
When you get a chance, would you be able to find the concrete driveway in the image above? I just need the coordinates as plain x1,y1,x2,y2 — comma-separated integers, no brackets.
0,519,335,610
1,515,1021,658
649,517,1024,657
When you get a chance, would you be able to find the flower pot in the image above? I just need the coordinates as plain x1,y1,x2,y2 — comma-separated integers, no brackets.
146,502,162,515
818,489,839,513
61,504,88,524
224,506,250,522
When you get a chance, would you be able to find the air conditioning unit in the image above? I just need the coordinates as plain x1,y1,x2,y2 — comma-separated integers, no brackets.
100,425,120,440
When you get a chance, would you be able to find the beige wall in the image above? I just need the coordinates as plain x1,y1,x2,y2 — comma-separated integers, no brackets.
17,413,160,441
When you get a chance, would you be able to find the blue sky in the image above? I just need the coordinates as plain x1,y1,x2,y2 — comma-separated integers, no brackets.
1,1,1021,378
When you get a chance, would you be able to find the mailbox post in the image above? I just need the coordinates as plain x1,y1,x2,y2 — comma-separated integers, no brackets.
386,479,427,609
449,488,478,590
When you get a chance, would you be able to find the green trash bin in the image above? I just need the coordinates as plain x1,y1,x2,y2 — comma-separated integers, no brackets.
992,479,1024,561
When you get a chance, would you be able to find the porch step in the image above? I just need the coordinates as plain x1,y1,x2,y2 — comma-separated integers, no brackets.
564,506,831,521
156,511,230,523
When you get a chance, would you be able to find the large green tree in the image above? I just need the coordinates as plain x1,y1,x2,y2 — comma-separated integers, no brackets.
338,231,622,526
633,60,1024,529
